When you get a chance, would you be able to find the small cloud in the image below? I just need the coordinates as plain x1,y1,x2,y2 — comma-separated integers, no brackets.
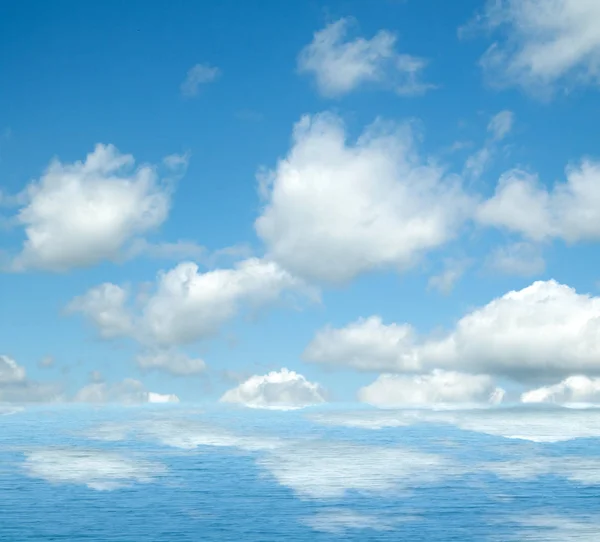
297,18,433,97
220,368,327,410
427,258,471,295
38,356,55,369
180,63,221,97
73,378,179,404
488,110,514,141
485,242,545,277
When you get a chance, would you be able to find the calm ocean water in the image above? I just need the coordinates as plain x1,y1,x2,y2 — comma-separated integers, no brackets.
1,404,599,541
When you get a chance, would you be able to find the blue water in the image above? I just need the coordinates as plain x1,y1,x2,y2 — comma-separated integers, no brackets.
1,404,600,541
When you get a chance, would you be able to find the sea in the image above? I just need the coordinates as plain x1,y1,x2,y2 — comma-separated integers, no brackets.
1,403,599,541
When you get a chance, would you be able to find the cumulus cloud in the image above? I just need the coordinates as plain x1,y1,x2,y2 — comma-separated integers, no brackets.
67,283,133,339
73,378,179,404
469,0,600,95
304,316,419,372
358,370,505,408
10,144,173,271
23,449,166,491
485,242,546,276
305,280,600,383
477,160,600,243
255,113,473,284
298,18,432,97
180,63,220,97
219,368,327,410
69,258,314,355
522,375,600,404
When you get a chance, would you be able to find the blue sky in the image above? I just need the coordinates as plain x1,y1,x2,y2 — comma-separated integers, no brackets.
2,0,600,407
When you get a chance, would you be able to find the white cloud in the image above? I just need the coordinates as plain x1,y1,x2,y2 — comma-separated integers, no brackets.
506,515,600,541
472,0,600,95
136,350,206,376
427,258,471,294
304,316,419,372
0,355,63,403
298,18,432,97
0,355,26,384
23,449,166,491
522,375,600,404
464,110,514,180
488,110,514,141
256,113,473,284
478,160,600,243
67,283,133,339
219,368,326,410
180,63,220,97
257,440,450,499
305,280,600,382
358,370,505,408
485,242,546,276
70,257,314,351
73,378,179,404
11,144,172,271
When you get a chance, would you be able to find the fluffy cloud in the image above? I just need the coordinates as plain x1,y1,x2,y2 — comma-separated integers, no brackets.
11,144,172,271
304,316,419,372
522,375,600,404
255,113,473,284
358,370,505,408
297,18,432,97
305,280,600,383
23,449,167,491
220,368,326,410
477,161,600,243
180,63,220,97
70,258,313,351
67,283,133,339
471,0,600,95
73,378,179,404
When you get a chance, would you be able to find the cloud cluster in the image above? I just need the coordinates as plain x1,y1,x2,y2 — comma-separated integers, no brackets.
220,368,326,410
69,258,314,374
477,160,600,243
358,370,505,408
11,144,174,272
298,18,432,97
472,0,600,95
256,113,473,284
306,280,600,387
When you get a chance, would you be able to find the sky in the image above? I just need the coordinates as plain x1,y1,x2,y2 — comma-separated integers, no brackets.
2,0,600,407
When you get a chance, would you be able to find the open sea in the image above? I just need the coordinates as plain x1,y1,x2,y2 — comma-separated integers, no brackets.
1,403,599,541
